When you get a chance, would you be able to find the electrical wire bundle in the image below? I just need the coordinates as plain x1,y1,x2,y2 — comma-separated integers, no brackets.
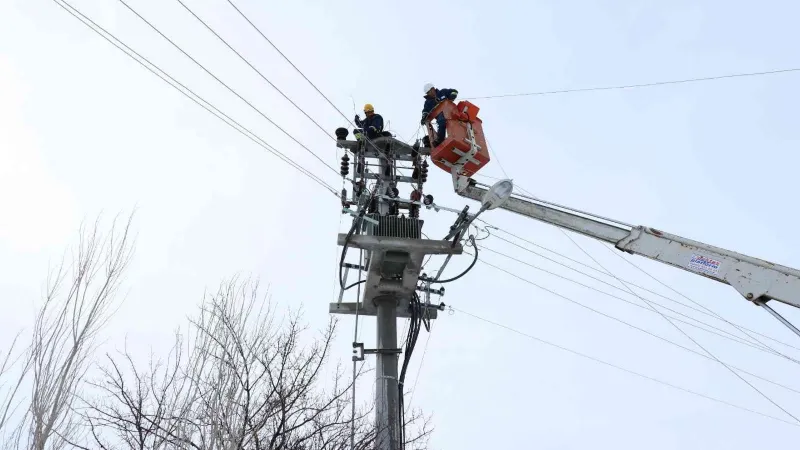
398,292,425,449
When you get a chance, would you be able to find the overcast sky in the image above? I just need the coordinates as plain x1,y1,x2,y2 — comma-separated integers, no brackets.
3,0,800,448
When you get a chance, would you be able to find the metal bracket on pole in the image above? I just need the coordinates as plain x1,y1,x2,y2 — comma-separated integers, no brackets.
342,207,380,225
417,284,445,296
352,342,402,362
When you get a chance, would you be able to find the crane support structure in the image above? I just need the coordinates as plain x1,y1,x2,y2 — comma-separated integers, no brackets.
458,181,800,322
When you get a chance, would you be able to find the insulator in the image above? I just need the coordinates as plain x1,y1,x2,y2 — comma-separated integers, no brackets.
340,188,348,206
410,205,419,218
357,161,364,174
410,190,422,202
335,127,349,140
354,181,364,196
387,186,399,198
340,154,350,176
423,194,434,206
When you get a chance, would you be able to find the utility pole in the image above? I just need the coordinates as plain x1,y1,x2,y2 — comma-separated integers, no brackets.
332,131,462,450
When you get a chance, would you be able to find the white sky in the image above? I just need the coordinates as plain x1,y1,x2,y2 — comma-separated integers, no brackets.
3,0,800,448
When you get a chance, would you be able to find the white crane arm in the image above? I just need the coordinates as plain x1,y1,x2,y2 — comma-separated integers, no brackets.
459,184,800,311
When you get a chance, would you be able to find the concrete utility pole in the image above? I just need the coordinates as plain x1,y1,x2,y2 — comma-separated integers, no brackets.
332,133,462,450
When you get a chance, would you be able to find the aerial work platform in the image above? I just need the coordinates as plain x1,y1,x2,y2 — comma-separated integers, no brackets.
425,100,491,178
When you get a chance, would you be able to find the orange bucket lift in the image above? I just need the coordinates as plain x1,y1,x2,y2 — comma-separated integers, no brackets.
424,100,490,190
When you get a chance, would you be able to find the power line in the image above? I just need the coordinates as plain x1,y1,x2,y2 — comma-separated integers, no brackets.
469,252,800,396
223,0,397,162
485,138,509,179
490,230,724,315
602,243,800,362
562,233,800,424
451,306,800,428
52,0,337,196
116,0,339,177
465,67,800,100
499,176,800,366
481,178,798,356
478,243,799,360
225,0,355,128
174,0,335,142
405,323,434,411
478,205,799,352
482,227,800,354
475,138,800,420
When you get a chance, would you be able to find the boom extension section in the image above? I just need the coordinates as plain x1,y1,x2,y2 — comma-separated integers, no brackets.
458,180,800,336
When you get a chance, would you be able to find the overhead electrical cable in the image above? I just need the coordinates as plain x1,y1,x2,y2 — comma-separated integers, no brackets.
405,327,433,411
52,0,337,196
468,252,800,396
473,124,799,371
478,206,800,353
508,170,800,361
174,0,336,142
223,0,394,161
226,0,360,129
478,243,800,360
423,236,479,284
116,0,339,177
482,231,800,354
465,67,800,100
602,242,800,361
474,146,800,420
350,248,364,450
562,234,800,424
452,306,800,428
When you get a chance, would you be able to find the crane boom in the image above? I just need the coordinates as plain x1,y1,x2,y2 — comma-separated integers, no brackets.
458,182,800,315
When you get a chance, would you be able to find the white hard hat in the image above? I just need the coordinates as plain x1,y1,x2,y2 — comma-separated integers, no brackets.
423,83,435,94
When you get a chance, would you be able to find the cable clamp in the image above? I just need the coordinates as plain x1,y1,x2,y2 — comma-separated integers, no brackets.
352,342,402,361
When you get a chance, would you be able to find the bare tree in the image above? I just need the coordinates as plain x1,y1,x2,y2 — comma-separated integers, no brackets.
83,278,432,450
0,332,32,446
0,215,135,450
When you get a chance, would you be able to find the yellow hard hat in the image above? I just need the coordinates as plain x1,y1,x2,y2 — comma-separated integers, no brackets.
363,103,374,113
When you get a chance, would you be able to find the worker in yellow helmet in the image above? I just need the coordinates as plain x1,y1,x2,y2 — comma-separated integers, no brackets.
354,103,384,140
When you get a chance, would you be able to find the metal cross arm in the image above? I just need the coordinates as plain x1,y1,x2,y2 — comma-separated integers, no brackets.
336,234,463,255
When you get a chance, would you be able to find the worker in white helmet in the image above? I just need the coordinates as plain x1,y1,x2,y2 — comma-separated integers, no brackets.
421,83,458,147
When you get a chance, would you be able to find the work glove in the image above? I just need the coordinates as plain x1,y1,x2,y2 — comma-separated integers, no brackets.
449,91,458,100
354,114,360,123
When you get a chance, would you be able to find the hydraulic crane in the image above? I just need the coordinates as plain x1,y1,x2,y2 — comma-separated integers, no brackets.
418,98,800,336
458,178,800,334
